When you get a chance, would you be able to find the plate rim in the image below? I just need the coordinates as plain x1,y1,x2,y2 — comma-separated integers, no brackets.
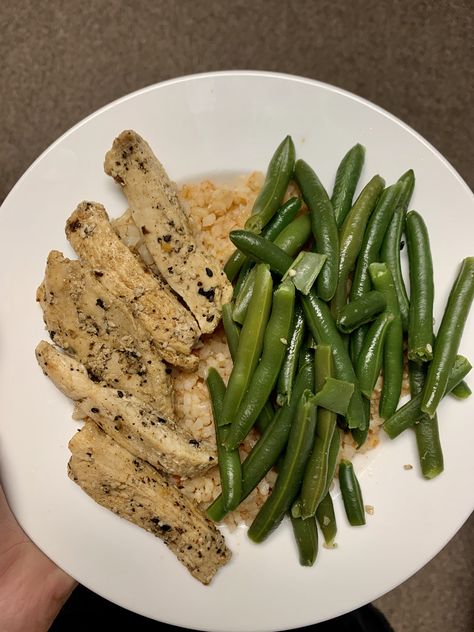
2,70,472,212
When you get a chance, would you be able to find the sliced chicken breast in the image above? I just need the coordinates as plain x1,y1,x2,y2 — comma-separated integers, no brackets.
68,422,230,585
112,207,159,273
37,250,174,420
65,201,199,370
36,341,216,478
104,130,232,334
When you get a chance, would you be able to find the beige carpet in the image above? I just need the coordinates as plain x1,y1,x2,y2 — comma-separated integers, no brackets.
1,1,472,630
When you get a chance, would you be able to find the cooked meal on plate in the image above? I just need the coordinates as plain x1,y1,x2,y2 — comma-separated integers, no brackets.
36,129,474,582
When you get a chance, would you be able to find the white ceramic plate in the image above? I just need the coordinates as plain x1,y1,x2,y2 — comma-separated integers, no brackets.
1,71,473,631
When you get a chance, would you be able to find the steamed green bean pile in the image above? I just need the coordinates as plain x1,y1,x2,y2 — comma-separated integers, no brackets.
206,136,474,565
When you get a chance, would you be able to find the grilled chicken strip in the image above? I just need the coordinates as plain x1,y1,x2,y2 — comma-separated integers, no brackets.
66,201,199,370
112,208,159,274
37,250,174,420
104,130,232,334
68,422,230,584
36,341,215,477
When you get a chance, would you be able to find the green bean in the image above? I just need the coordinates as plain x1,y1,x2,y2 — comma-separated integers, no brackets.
301,290,367,431
450,380,472,400
255,400,275,434
222,303,241,361
229,230,293,276
380,207,407,325
233,259,253,298
383,355,472,438
224,249,248,285
337,291,387,334
273,214,312,255
369,262,403,419
233,198,301,300
409,359,425,395
244,361,315,489
290,514,318,566
351,396,370,448
223,280,295,449
248,390,317,543
331,144,366,228
290,498,302,518
207,412,281,522
290,406,344,521
207,369,242,512
351,182,403,303
339,460,366,526
300,345,337,518
295,159,339,301
244,137,296,233
350,326,368,367
406,211,434,362
357,312,394,399
277,303,305,406
380,170,415,330
233,213,310,324
331,175,385,316
313,377,354,415
414,415,444,479
283,251,327,295
230,225,324,290
220,264,273,426
316,492,337,547
297,426,341,511
224,136,296,281
299,337,315,370
409,362,443,479
422,257,474,417
233,267,257,325
262,197,302,241
206,361,314,522
325,426,342,494
397,169,416,212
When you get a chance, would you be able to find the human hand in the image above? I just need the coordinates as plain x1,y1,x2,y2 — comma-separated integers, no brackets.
0,482,77,632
